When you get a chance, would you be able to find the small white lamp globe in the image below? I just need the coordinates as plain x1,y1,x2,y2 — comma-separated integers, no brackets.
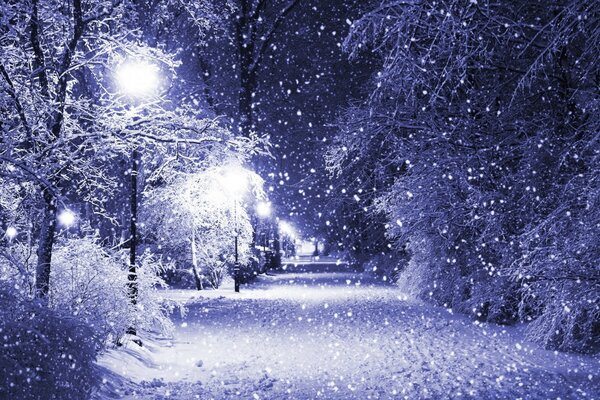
5,226,17,240
257,202,271,218
116,61,159,97
58,209,76,227
221,166,249,197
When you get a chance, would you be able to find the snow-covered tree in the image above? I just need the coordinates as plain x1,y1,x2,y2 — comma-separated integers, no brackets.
0,0,129,299
328,0,600,353
143,164,265,289
0,0,267,301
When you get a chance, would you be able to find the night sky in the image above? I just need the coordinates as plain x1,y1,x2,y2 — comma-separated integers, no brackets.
183,0,376,238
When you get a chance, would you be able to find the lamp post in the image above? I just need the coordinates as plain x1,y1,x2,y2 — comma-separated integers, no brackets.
234,199,240,292
278,220,298,261
116,59,159,339
221,167,249,293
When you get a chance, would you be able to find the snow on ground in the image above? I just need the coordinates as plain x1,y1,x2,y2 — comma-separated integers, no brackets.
96,260,600,400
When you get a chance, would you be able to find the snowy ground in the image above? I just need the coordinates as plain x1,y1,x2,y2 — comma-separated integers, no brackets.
96,260,600,400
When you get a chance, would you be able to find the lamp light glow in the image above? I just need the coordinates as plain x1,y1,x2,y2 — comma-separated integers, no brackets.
257,202,271,218
221,166,250,197
116,61,159,97
279,220,296,239
5,226,17,240
58,210,76,227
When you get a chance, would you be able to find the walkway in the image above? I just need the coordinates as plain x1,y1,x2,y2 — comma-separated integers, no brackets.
97,260,600,399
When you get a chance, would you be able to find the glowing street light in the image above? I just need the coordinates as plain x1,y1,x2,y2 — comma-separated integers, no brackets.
116,59,161,342
221,166,249,197
116,61,159,97
256,202,271,218
4,226,17,241
219,165,251,293
58,209,76,227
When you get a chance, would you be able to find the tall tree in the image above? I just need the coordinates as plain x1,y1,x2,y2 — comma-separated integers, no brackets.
232,0,301,137
328,0,600,353
0,0,129,299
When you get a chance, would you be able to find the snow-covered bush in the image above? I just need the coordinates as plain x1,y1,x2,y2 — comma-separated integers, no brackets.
49,237,174,346
0,179,38,298
525,280,600,354
0,241,37,299
49,237,131,345
0,285,99,399
133,251,178,336
202,252,227,289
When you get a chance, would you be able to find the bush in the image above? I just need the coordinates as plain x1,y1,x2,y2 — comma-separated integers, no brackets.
236,256,260,284
0,286,99,400
0,241,37,299
205,258,226,289
163,267,198,289
49,237,175,346
524,279,600,353
50,237,131,346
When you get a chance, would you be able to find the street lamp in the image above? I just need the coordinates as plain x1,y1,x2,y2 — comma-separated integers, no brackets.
116,59,159,342
4,226,17,241
255,202,272,272
256,201,271,251
220,166,250,292
58,209,76,227
256,202,271,218
116,61,159,97
278,220,298,260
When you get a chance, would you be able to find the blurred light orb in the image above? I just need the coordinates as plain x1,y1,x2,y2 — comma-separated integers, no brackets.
221,166,250,197
58,210,76,227
5,226,17,240
279,221,296,238
257,202,271,217
116,61,159,96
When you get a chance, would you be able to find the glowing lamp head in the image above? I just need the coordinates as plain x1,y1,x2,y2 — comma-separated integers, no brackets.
116,61,159,97
256,202,271,218
58,209,76,227
221,166,249,197
5,226,17,240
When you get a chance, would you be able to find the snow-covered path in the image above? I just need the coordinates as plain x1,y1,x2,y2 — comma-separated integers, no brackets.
98,262,600,400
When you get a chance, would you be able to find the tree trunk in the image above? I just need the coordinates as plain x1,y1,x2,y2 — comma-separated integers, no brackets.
35,190,57,300
127,148,140,338
238,47,257,137
235,2,257,138
190,232,203,290
273,232,281,270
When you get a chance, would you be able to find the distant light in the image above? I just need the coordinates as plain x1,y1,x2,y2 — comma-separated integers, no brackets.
5,226,17,240
58,210,76,227
279,221,296,239
116,61,159,97
256,202,271,218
